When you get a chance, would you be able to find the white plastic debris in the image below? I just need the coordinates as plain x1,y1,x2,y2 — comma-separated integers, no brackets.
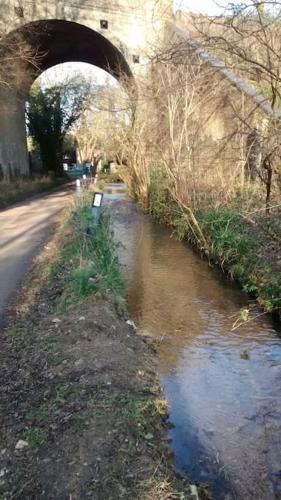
52,318,61,323
15,440,29,450
126,319,137,330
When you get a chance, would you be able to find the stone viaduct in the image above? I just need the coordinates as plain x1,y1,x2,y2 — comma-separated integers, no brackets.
0,0,172,179
0,0,278,180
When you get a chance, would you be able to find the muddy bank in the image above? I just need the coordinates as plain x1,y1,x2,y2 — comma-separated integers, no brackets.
0,196,192,499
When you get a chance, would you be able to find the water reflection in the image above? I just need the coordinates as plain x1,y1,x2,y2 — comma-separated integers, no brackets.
105,185,281,500
103,184,126,195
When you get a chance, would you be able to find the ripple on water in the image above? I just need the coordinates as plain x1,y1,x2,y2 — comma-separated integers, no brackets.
105,185,281,500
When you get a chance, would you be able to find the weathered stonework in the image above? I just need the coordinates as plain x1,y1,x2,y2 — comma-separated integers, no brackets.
0,0,172,179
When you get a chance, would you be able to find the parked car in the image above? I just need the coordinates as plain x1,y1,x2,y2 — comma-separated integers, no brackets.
66,164,90,178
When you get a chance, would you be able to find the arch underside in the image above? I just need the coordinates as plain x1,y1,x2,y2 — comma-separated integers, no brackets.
12,19,133,83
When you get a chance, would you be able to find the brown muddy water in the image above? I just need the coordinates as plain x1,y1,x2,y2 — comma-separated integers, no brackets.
103,184,281,500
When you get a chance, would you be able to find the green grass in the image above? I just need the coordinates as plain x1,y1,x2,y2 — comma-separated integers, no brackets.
67,388,167,435
23,387,165,447
71,409,94,427
196,209,257,266
26,408,54,426
147,170,281,315
46,349,65,365
24,384,76,447
52,193,123,311
196,209,281,312
23,427,47,448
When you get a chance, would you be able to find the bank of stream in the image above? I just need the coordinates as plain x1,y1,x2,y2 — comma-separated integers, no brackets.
104,183,281,500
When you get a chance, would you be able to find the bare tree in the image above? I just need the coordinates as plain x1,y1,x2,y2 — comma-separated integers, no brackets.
73,79,132,166
177,1,281,210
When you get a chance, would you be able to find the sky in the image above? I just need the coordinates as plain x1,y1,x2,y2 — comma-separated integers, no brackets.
39,63,114,87
174,0,235,15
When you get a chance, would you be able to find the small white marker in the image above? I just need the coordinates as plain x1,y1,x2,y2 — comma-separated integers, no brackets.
190,485,199,500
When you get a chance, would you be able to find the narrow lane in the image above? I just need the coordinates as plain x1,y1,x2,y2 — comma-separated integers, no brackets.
0,186,72,325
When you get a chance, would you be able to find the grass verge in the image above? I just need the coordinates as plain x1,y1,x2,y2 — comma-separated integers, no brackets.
0,176,67,210
148,170,281,318
51,192,124,311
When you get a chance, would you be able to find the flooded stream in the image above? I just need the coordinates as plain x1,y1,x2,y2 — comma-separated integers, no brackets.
104,184,281,500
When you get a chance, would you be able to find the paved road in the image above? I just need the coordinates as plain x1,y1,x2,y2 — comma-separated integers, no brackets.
0,186,72,326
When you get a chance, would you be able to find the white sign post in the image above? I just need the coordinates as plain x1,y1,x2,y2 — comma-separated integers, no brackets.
92,192,103,224
75,178,82,197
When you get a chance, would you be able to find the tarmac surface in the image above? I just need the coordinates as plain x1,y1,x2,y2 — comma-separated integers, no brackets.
0,186,72,326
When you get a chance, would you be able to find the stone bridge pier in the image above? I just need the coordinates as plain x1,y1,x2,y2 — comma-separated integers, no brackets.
0,87,29,180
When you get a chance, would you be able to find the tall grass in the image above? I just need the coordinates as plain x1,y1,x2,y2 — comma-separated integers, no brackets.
148,174,281,313
55,193,123,310
0,176,65,209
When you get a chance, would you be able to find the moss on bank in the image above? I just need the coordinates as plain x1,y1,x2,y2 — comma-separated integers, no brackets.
0,190,194,499
148,171,281,317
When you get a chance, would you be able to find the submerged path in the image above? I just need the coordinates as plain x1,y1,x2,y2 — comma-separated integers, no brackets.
0,186,72,325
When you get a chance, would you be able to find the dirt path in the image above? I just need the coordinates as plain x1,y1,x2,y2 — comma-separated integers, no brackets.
0,186,72,325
